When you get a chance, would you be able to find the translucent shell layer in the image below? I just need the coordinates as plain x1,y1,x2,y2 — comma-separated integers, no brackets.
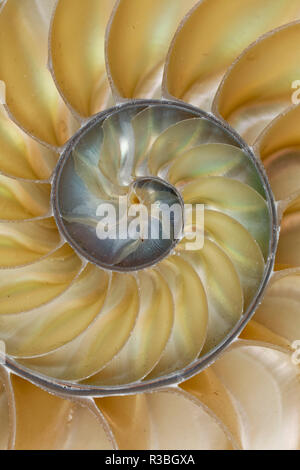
0,0,299,409
2,334,300,450
1,0,300,451
0,94,274,388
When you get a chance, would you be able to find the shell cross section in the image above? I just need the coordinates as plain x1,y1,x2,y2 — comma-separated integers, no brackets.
53,101,271,276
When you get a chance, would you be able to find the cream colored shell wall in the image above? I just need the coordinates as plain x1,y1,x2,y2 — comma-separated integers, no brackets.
0,0,299,450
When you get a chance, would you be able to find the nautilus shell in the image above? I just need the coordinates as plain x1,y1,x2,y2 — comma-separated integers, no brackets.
0,0,300,450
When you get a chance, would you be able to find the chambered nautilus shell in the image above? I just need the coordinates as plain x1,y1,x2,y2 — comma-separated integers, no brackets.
0,0,300,450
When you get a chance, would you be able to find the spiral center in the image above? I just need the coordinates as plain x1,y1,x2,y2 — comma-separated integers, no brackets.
52,100,193,271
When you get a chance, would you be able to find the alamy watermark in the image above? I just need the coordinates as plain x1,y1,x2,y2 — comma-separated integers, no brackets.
95,197,204,251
